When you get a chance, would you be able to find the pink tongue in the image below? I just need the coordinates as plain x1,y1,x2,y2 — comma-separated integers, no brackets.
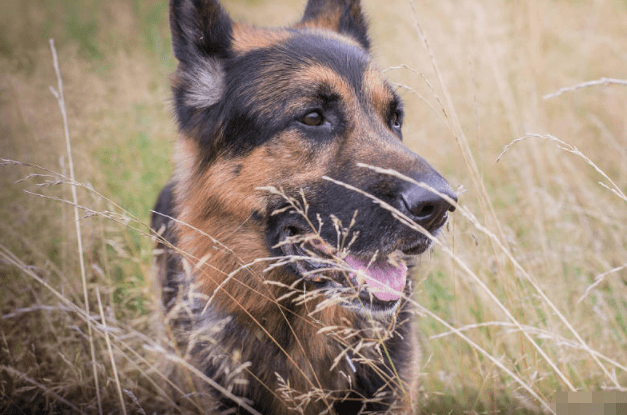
344,256,407,302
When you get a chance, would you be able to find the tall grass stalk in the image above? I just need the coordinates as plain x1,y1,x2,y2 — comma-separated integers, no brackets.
96,286,127,415
48,38,103,415
543,78,627,100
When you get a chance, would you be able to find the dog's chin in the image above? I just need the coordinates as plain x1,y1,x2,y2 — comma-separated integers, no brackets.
278,231,430,316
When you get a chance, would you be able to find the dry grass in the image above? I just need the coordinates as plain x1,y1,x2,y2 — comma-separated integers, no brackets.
1,0,626,413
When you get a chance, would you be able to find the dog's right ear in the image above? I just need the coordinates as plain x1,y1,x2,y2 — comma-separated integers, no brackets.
170,0,233,129
169,0,233,64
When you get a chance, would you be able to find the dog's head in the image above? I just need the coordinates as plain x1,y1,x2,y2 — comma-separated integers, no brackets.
170,0,457,315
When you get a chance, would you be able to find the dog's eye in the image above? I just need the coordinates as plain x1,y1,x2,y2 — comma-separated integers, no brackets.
300,110,324,127
390,110,402,129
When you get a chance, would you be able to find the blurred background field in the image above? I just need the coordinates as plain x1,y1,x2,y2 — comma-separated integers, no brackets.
1,0,626,413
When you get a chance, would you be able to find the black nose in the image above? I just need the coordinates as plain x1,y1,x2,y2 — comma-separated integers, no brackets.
397,172,457,231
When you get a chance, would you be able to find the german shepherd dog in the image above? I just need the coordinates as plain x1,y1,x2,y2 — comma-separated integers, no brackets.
151,0,457,413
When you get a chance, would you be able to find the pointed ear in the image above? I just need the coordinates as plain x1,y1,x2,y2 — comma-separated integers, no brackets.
169,0,233,64
298,0,370,50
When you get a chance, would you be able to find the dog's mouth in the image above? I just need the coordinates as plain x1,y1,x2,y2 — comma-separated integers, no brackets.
278,227,431,313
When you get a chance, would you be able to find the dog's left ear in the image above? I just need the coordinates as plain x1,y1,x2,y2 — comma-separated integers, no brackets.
298,0,370,50
170,0,233,64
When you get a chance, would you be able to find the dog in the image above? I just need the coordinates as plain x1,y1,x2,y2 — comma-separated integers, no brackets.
151,0,457,413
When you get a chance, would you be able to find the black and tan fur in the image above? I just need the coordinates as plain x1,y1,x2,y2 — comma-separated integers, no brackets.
152,1,457,413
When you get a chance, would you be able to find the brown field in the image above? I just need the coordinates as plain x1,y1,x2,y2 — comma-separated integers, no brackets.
1,0,626,413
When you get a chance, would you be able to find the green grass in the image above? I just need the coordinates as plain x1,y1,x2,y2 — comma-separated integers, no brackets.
64,0,103,61
1,0,626,413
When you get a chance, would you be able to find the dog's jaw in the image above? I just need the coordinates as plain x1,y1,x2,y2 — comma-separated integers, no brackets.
276,228,431,315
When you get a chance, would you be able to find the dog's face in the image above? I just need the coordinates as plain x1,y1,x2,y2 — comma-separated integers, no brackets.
170,0,456,315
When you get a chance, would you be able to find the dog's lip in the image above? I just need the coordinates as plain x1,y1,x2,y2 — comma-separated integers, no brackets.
398,238,432,256
279,234,338,279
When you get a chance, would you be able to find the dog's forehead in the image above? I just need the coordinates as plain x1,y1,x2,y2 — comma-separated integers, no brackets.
238,34,366,79
227,30,394,110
